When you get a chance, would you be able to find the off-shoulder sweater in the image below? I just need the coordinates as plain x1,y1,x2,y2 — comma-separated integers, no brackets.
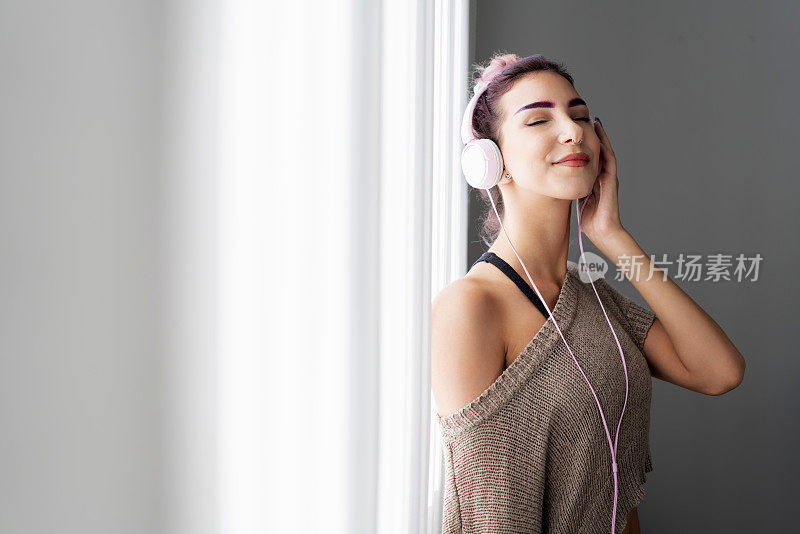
437,260,657,534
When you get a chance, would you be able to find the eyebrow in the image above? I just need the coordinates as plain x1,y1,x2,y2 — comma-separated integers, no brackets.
514,97,587,116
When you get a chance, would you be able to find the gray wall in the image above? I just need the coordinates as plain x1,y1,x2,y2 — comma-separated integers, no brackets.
469,1,799,531
0,1,164,533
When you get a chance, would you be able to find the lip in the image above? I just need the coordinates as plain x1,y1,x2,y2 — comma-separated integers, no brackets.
555,159,589,167
553,151,590,164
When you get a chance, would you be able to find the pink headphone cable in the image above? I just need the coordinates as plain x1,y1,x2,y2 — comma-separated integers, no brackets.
486,186,631,534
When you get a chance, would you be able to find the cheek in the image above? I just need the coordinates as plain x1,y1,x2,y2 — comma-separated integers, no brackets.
589,138,602,155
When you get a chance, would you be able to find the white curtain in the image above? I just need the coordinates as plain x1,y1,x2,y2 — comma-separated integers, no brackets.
428,2,472,531
162,0,471,532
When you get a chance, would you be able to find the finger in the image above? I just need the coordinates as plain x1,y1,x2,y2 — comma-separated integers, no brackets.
594,119,616,158
596,142,606,171
594,119,608,143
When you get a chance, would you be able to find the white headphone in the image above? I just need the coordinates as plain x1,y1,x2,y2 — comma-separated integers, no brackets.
460,81,504,189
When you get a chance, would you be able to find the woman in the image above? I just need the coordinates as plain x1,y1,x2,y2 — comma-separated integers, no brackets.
431,53,745,533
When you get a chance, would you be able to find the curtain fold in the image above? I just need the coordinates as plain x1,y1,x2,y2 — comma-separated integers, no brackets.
428,2,472,531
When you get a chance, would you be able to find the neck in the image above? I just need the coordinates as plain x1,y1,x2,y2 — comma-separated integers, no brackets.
487,193,573,287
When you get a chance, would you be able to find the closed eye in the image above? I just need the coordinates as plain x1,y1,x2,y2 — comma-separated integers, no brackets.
526,117,591,126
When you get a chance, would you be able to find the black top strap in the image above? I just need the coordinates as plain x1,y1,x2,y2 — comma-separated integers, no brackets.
471,251,550,318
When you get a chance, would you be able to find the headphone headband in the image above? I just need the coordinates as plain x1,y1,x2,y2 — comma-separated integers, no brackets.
460,82,489,145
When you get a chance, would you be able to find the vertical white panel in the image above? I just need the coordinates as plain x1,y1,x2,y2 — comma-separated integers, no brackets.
377,1,436,533
428,1,471,533
162,0,221,532
216,1,358,532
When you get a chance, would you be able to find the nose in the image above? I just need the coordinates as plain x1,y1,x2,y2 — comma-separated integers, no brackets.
559,119,585,144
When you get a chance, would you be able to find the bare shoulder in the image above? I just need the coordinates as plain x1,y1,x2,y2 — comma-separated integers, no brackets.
431,277,506,418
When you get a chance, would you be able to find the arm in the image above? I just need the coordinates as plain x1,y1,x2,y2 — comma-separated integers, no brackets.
598,230,746,396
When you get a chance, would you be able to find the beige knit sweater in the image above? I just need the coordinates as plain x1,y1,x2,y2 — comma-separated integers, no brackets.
437,260,657,534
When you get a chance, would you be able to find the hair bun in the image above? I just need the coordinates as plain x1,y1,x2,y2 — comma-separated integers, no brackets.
475,53,520,90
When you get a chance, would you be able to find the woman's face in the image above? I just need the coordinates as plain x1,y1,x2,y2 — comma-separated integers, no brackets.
497,71,601,199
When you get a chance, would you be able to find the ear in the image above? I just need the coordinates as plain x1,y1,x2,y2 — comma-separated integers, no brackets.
499,171,512,185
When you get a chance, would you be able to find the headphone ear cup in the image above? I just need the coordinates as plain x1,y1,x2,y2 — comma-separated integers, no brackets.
461,138,503,189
